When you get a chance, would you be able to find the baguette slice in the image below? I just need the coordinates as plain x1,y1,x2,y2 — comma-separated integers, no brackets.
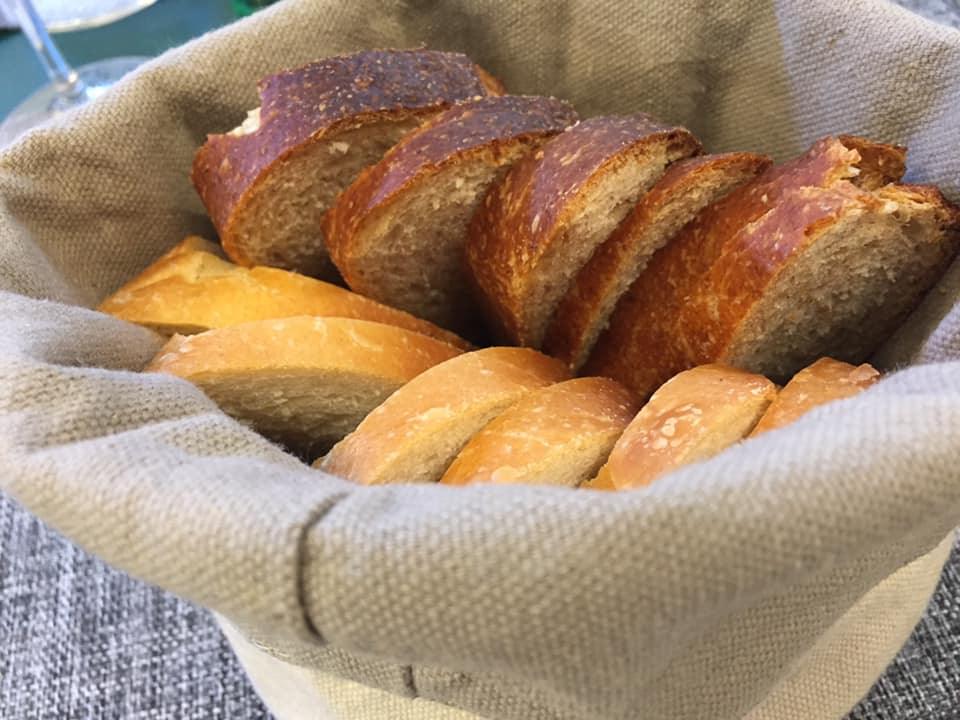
543,152,770,370
749,357,879,437
586,136,960,399
324,95,578,332
584,365,777,491
98,236,469,348
466,114,702,347
440,377,637,487
321,347,569,484
145,317,462,456
192,50,503,279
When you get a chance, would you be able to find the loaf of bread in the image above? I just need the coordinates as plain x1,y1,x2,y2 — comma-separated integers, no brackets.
466,114,702,347
586,135,960,399
320,347,569,484
544,152,770,370
98,236,469,348
323,95,577,332
192,50,503,279
749,357,879,437
584,365,777,491
440,377,637,487
145,317,462,456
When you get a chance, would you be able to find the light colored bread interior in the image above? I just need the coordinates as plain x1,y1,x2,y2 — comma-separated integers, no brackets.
321,347,569,484
586,364,777,491
749,357,879,437
98,239,469,347
347,158,524,331
521,148,675,347
721,185,960,380
145,316,462,457
440,376,638,487
227,120,418,277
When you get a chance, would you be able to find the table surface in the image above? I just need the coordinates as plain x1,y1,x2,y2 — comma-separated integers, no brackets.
1,1,959,718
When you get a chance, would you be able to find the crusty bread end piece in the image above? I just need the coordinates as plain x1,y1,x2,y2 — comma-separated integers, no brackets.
467,113,702,347
324,95,577,333
321,347,570,484
440,377,638,487
192,50,502,279
584,364,777,491
145,316,463,457
749,357,879,437
98,237,469,348
544,152,770,370
586,136,959,399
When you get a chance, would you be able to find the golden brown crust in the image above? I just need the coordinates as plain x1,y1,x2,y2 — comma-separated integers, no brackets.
321,347,570,485
323,95,578,289
466,114,702,345
191,50,499,267
98,239,471,348
584,136,909,399
439,377,637,486
749,358,879,437
544,152,771,369
585,365,777,491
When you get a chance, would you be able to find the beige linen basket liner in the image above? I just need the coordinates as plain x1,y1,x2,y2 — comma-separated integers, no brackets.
1,1,959,718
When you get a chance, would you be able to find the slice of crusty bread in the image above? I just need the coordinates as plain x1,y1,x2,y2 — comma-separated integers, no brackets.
323,95,578,333
98,236,469,348
466,114,702,347
440,377,637,487
192,50,502,280
584,365,777,491
320,347,569,484
543,153,770,370
145,316,463,457
586,136,960,399
749,357,879,437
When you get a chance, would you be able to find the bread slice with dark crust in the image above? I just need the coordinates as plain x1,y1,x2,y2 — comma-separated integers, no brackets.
585,136,960,399
544,152,770,370
192,50,503,280
323,95,577,332
466,114,702,347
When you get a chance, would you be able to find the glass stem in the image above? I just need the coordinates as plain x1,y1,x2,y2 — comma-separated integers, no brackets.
12,0,88,104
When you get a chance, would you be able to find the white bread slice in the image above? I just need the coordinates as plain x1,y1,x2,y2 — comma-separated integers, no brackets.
440,377,637,487
192,50,503,279
323,95,577,333
749,357,879,437
543,152,770,370
145,317,462,457
466,114,702,347
586,136,960,400
321,347,569,484
584,365,777,491
98,236,469,348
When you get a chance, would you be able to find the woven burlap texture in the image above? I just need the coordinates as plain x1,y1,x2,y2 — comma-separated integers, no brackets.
1,1,958,719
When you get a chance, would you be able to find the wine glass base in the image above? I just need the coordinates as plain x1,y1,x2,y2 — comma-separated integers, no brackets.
0,56,149,148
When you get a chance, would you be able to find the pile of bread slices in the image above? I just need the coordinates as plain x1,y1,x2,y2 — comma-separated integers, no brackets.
100,49,960,490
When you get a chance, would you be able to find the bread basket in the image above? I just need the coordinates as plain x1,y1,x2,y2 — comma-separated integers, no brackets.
1,1,959,718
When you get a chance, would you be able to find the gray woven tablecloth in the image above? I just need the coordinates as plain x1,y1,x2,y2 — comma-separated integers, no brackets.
1,1,959,718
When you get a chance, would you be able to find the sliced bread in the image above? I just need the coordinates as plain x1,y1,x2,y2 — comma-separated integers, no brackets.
192,50,502,279
586,136,960,399
98,236,469,348
543,152,770,370
323,95,577,332
320,347,569,485
145,316,463,457
466,114,702,347
440,377,637,487
584,365,777,491
749,357,879,437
